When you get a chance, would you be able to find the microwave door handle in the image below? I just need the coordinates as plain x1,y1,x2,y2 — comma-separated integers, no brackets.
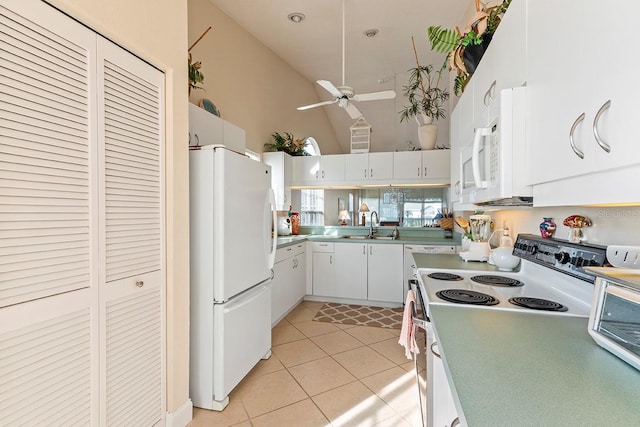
472,127,491,189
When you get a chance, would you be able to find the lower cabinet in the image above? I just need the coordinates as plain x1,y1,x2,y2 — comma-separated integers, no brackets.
367,244,404,303
313,242,403,304
272,243,306,325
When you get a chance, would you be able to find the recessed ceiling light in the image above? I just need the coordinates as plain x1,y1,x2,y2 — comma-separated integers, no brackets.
364,28,379,37
288,13,305,23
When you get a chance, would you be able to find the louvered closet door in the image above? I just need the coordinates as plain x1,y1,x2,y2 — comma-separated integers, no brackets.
97,36,165,426
0,0,98,425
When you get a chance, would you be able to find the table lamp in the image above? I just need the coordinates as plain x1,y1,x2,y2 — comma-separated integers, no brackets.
359,203,369,226
338,210,350,226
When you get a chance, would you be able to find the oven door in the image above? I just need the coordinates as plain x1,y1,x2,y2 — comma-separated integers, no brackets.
460,125,493,203
589,277,640,371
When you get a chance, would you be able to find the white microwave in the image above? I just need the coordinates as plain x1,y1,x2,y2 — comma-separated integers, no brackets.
459,86,532,206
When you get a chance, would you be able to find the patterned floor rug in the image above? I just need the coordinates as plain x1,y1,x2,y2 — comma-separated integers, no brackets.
313,302,404,329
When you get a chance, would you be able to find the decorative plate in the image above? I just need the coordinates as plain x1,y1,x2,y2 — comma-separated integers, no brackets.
199,98,220,117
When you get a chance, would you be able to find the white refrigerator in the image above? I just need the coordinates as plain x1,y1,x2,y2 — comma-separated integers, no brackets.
189,145,277,411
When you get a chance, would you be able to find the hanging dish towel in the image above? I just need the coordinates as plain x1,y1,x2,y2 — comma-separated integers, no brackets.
398,290,420,359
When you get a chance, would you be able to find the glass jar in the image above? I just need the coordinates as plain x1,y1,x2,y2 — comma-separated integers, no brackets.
290,212,300,235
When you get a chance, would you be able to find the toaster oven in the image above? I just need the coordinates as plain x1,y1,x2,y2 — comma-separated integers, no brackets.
586,268,640,371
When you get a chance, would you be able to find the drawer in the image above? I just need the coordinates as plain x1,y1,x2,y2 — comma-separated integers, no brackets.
275,242,305,263
311,241,334,253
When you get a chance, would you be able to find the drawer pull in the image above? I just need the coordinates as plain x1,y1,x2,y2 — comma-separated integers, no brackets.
135,280,144,288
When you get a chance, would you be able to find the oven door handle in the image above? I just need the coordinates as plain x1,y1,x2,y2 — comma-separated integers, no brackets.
409,279,430,327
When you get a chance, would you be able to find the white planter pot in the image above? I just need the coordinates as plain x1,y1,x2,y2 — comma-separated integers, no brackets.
415,114,438,150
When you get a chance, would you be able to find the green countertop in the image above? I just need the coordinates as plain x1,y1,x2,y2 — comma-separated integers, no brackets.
429,305,640,426
413,253,508,272
276,235,459,249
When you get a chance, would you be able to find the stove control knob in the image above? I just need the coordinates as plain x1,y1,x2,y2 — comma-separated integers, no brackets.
527,245,538,255
555,251,571,264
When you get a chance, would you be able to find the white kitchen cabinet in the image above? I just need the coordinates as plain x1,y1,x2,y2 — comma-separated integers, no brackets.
311,242,335,297
0,1,164,424
344,152,393,182
189,103,223,147
292,154,345,186
392,150,450,183
189,103,245,152
527,0,640,198
367,244,404,303
263,152,293,210
472,0,526,129
272,243,306,325
334,243,368,300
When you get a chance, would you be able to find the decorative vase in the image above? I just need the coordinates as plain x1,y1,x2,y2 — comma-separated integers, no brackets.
539,217,556,238
416,114,438,150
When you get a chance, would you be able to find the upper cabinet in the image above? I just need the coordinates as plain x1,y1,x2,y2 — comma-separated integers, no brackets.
472,0,526,129
344,152,393,182
263,152,292,210
393,150,450,184
189,104,245,152
292,154,345,186
526,0,640,205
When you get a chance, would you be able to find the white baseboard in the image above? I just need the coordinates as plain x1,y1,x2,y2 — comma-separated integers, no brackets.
165,399,193,427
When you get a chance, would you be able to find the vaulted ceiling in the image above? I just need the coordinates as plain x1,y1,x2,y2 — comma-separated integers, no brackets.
208,0,473,153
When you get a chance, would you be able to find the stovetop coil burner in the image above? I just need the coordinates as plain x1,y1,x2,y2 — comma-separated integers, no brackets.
471,275,524,287
508,297,568,312
436,289,499,306
427,272,464,281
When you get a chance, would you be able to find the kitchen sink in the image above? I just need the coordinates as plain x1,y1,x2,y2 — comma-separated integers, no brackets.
343,235,396,240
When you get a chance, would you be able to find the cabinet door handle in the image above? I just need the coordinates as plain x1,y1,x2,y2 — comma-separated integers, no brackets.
329,255,332,265
364,168,367,178
363,245,366,255
593,99,611,153
569,112,586,159
315,170,319,179
423,167,427,177
417,167,420,177
454,180,461,195
135,280,144,288
370,168,374,178
451,417,461,427
369,246,373,255
430,342,441,359
322,170,325,179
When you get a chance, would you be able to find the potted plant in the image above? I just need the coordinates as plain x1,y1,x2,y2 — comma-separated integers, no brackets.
399,37,450,150
427,0,512,95
264,132,310,156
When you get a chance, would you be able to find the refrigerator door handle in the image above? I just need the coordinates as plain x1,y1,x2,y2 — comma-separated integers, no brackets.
268,188,277,269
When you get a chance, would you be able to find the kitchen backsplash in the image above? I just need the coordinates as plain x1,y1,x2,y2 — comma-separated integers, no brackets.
489,206,640,246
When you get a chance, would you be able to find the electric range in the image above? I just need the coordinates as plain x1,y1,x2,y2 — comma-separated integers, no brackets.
417,234,608,318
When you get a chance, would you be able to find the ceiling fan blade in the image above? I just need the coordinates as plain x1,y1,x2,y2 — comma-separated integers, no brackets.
343,102,363,119
297,99,337,111
317,80,343,98
352,90,397,102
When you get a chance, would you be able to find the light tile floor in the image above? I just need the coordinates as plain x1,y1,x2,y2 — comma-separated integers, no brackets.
188,300,427,427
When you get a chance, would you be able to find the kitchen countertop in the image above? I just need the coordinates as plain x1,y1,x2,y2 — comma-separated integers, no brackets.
429,305,640,426
276,235,459,249
413,253,507,272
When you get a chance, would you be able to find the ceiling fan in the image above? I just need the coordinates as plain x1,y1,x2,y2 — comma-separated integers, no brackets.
296,0,396,119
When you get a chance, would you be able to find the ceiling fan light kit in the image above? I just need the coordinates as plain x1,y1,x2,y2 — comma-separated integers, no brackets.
296,0,396,120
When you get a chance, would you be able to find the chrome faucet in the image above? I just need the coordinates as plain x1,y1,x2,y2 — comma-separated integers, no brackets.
369,211,379,238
